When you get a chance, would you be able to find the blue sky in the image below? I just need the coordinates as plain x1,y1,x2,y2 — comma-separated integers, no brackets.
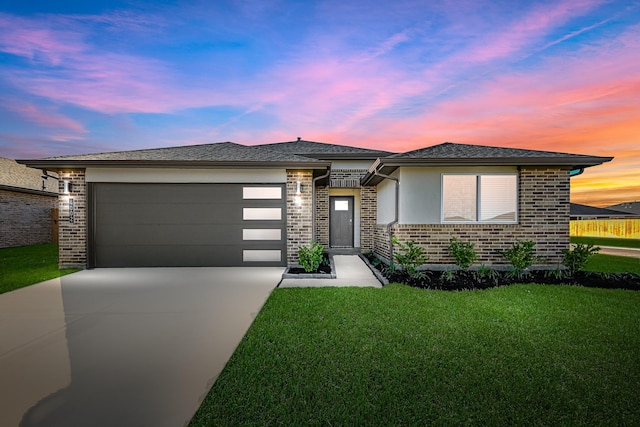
0,0,639,205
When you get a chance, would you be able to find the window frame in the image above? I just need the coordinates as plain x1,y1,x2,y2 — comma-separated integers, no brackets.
441,173,519,224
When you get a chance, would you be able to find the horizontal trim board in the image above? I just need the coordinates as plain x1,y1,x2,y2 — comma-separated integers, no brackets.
86,168,287,183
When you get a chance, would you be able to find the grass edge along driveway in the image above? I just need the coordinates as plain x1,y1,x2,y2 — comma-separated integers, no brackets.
0,244,78,294
191,284,640,426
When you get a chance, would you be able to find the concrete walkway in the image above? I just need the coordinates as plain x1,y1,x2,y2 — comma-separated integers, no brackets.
279,255,383,288
598,246,640,258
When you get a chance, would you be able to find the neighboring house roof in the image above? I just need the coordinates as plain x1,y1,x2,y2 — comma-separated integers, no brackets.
362,142,613,185
570,203,637,219
0,157,57,196
18,142,330,170
258,138,394,159
606,201,640,215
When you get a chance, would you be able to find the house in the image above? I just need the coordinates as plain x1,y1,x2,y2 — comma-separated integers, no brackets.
606,201,640,215
18,140,612,269
570,203,638,220
0,157,58,248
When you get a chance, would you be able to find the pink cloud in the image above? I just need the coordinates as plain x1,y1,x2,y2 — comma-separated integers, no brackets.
6,102,86,135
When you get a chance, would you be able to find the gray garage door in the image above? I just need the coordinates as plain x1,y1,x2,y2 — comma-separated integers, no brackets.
90,183,286,267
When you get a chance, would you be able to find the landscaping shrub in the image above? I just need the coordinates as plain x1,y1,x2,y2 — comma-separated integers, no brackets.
501,240,537,279
391,237,426,278
563,243,600,276
363,253,640,291
298,241,325,273
448,237,477,270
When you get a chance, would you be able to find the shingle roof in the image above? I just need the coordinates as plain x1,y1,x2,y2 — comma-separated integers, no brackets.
606,202,640,215
259,139,393,159
0,157,58,194
20,142,330,170
362,142,613,185
570,203,636,218
390,142,603,160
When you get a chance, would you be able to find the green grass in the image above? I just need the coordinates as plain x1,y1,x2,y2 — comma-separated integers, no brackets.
571,235,640,249
191,284,640,426
583,253,640,274
0,244,79,294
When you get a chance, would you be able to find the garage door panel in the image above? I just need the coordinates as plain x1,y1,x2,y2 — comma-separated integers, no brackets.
96,204,247,226
92,183,285,267
96,184,245,204
97,224,245,245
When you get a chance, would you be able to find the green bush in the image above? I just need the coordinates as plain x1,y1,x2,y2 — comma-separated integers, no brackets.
501,240,537,279
391,237,426,277
298,241,325,273
563,243,600,276
448,237,477,270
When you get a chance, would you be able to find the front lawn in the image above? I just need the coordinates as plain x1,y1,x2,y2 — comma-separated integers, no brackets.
0,244,78,294
584,253,640,274
191,284,640,426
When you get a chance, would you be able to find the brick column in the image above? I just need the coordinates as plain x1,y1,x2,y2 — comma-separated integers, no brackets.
315,186,329,246
286,170,313,264
58,170,87,269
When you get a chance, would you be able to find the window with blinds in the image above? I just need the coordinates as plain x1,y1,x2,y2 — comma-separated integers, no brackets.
442,174,517,223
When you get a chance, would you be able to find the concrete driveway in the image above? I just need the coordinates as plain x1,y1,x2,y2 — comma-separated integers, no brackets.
0,267,283,427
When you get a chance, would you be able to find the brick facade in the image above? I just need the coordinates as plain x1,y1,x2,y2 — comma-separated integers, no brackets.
373,167,571,266
313,169,377,252
0,189,57,248
57,170,87,268
360,186,376,252
286,170,314,264
315,186,329,246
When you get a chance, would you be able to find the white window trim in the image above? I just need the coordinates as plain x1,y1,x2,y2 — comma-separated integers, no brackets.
441,173,518,224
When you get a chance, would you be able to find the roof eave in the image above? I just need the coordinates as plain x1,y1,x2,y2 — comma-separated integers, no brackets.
360,155,613,186
377,156,613,167
16,159,332,170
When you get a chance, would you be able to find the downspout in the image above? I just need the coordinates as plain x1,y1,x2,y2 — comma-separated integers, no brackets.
373,169,399,264
312,167,331,243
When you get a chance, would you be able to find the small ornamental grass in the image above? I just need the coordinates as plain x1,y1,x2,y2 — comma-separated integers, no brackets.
190,284,640,426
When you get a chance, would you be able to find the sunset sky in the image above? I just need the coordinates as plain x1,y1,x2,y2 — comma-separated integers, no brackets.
0,0,638,207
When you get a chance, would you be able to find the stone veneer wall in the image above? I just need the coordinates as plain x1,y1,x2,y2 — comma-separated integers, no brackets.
0,189,57,248
57,170,87,268
286,170,314,264
374,167,570,266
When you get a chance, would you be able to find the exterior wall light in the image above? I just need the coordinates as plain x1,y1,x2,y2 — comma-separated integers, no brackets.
296,181,302,195
63,180,73,194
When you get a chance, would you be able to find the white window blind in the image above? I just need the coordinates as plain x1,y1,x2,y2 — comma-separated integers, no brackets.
442,174,517,223
442,175,477,222
480,175,517,222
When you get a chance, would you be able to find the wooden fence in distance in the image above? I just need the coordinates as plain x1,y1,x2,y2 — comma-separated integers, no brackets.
570,219,640,239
